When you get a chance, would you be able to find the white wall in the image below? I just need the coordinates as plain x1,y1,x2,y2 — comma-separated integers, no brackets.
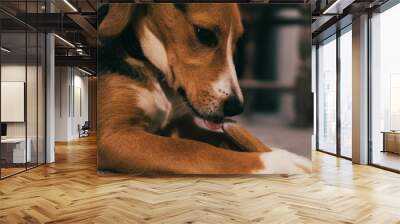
1,65,39,137
72,73,89,138
55,66,70,141
1,65,26,136
1,64,46,163
1,82,25,122
54,67,89,141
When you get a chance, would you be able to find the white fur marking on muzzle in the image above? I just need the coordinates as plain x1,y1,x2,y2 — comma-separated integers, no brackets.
212,27,243,102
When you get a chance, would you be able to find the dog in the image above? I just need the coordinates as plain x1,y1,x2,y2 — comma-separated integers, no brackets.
97,3,311,175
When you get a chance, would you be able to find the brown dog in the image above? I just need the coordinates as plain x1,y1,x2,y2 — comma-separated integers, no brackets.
97,3,311,175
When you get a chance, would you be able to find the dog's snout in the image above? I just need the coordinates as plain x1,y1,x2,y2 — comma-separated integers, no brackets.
223,96,244,117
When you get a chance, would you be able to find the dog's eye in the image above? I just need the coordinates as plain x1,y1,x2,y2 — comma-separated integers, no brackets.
194,26,218,47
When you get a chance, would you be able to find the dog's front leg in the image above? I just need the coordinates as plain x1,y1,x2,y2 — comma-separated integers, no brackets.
160,115,272,153
98,128,311,175
159,115,242,151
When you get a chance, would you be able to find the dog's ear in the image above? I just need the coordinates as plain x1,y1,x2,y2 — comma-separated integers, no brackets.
98,4,136,38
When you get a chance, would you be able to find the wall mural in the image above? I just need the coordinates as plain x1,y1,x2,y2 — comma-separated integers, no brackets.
97,3,312,175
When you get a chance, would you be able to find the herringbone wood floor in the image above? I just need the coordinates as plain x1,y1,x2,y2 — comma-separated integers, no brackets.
1,136,400,224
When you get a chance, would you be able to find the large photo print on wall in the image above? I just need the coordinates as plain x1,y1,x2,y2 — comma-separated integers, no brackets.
97,3,312,175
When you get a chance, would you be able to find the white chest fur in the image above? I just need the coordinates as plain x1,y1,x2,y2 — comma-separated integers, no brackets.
130,82,172,131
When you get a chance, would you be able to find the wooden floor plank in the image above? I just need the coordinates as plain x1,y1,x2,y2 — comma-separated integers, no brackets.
0,136,400,223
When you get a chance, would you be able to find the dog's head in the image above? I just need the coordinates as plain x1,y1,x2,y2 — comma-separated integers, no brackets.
100,3,244,126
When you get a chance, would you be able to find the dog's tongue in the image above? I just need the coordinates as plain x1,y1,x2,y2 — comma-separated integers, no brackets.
203,120,223,131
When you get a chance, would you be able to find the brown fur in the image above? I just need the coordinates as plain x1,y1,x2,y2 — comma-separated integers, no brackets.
98,4,136,37
97,73,266,174
97,4,273,174
141,4,243,115
223,121,273,152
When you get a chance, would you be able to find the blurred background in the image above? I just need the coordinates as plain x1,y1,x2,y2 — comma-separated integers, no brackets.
234,5,312,158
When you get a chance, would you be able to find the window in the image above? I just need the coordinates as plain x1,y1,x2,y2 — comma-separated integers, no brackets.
316,25,353,159
339,27,352,158
317,35,337,154
370,2,400,171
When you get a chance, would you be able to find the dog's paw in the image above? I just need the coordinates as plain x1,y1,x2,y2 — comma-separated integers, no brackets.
254,148,312,175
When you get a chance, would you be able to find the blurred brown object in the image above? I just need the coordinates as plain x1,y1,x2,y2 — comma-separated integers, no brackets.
294,23,313,127
223,121,273,152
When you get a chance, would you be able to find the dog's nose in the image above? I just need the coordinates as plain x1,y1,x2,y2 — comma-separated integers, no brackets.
223,96,244,117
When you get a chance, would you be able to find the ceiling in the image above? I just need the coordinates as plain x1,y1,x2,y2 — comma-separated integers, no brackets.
1,0,391,74
311,0,390,43
0,0,97,72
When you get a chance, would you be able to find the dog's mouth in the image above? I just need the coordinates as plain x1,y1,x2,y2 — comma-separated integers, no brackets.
177,88,224,132
201,119,223,131
193,116,223,132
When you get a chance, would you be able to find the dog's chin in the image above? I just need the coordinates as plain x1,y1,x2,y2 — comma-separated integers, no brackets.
177,88,225,132
185,102,225,132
